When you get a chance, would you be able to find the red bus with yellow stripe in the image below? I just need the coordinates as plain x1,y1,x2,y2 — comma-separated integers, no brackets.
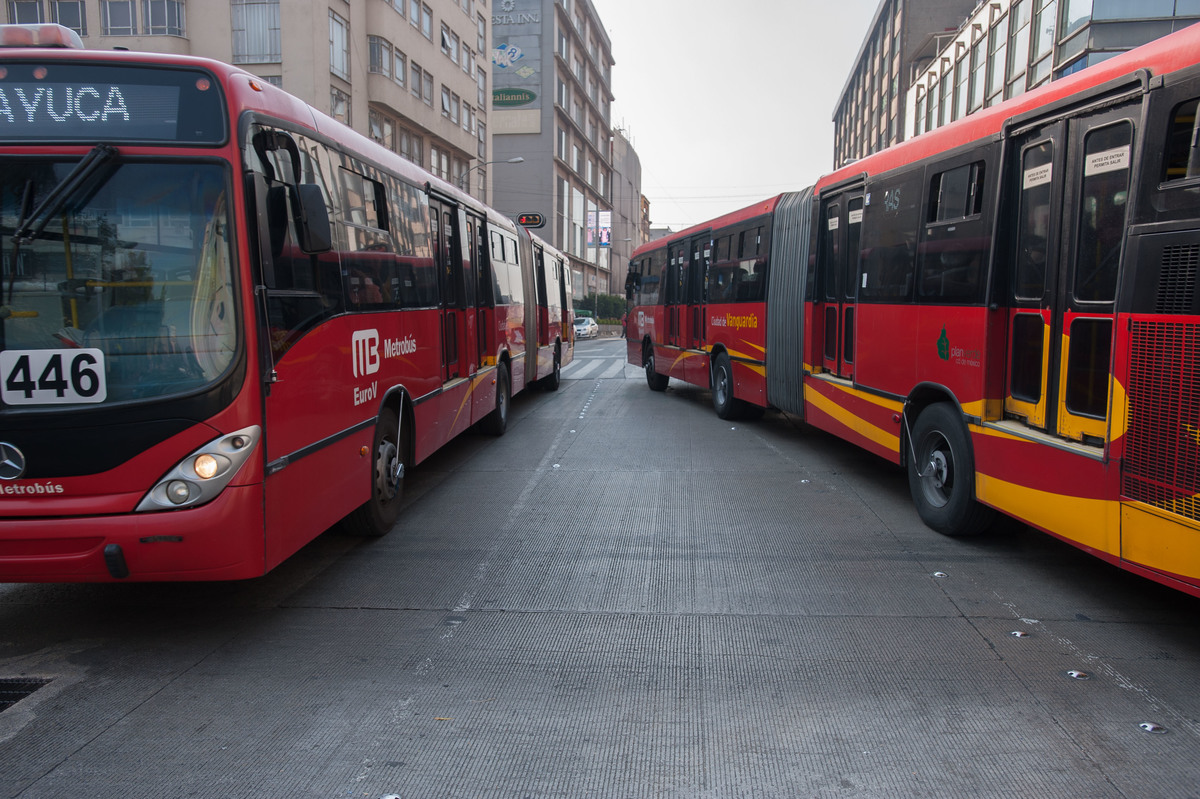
0,24,572,581
626,22,1200,596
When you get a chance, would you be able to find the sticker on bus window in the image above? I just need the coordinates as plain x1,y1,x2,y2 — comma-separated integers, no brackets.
827,216,840,231
1023,163,1053,190
1085,146,1130,177
849,209,864,225
1,349,107,405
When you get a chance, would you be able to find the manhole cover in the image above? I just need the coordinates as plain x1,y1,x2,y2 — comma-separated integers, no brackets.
0,678,52,712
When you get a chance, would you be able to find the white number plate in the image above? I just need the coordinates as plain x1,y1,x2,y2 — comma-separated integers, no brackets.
1,349,107,405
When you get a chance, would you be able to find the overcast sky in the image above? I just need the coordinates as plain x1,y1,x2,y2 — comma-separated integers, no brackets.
588,0,881,230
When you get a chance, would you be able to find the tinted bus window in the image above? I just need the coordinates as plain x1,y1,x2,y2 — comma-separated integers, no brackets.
919,160,988,303
1075,122,1131,303
860,167,923,301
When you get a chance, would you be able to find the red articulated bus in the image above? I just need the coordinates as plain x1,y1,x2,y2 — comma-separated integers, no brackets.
627,22,1200,597
0,24,572,581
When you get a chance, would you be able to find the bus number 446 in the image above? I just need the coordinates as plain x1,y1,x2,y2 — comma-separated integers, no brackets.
1,349,107,405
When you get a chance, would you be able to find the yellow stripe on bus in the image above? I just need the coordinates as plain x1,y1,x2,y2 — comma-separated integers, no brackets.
804,382,900,454
976,473,1120,556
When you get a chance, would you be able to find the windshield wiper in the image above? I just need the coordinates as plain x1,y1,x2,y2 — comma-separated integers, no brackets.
13,144,119,245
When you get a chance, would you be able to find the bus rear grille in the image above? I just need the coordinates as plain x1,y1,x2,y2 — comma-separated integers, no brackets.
1156,244,1200,314
1123,321,1200,520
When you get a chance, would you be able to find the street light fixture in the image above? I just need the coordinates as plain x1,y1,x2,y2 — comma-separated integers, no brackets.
458,156,524,190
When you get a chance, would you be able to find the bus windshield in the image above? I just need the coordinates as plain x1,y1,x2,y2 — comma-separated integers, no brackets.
0,159,236,406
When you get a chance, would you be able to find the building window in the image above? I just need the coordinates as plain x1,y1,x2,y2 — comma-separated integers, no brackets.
1007,0,1032,99
232,0,279,64
394,49,407,87
421,3,432,39
986,16,1008,107
399,127,423,164
329,10,349,80
8,1,44,23
51,0,86,33
331,86,350,125
1029,0,1057,88
411,61,423,98
968,35,986,114
369,36,392,78
477,120,486,159
142,0,183,35
477,12,486,51
441,85,451,118
369,108,395,150
101,0,135,34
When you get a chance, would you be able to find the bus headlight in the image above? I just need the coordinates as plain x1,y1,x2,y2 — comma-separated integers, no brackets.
137,426,261,512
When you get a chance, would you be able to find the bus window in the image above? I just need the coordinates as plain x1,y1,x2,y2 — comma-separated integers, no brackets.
1074,122,1131,303
860,167,922,301
1015,142,1053,301
919,160,988,303
638,250,663,306
1162,96,1200,182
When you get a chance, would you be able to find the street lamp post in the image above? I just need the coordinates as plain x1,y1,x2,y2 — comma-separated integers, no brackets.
458,156,524,192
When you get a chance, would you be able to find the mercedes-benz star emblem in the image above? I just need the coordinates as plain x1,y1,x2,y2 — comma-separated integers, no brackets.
0,442,27,480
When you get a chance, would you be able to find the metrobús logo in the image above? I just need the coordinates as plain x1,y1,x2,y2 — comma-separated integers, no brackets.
710,313,759,331
1,482,65,496
351,329,417,406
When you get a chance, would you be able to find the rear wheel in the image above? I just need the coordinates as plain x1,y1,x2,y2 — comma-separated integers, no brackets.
644,344,669,391
907,403,995,536
342,410,406,536
712,352,741,420
540,349,561,392
483,364,511,436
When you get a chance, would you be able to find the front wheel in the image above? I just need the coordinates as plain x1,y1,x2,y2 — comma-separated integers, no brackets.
906,403,995,536
342,411,406,536
644,345,669,392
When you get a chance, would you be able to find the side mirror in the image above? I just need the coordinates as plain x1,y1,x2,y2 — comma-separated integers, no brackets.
294,183,332,254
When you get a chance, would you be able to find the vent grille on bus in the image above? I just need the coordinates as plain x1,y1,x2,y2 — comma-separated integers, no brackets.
1122,321,1200,520
1156,244,1199,314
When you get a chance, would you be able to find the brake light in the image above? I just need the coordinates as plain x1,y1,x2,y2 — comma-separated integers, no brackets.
0,24,86,50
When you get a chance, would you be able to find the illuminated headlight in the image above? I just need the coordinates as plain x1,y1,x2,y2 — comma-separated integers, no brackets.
137,426,261,512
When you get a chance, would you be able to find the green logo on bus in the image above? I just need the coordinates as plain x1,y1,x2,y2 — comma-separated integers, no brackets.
937,326,950,361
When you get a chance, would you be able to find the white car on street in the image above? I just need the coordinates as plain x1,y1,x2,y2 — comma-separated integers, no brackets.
573,316,599,339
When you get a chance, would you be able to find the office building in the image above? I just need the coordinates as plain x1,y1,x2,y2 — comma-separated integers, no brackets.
489,0,635,300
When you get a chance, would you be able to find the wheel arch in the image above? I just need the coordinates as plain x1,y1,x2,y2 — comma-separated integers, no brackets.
902,382,967,469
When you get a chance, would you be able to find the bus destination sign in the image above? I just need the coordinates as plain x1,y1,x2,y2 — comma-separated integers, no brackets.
0,63,226,144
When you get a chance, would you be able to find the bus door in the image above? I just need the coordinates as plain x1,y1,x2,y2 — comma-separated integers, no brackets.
664,240,689,350
466,211,491,368
818,191,864,379
457,208,479,376
687,234,710,351
534,244,551,347
1004,104,1136,443
430,199,465,384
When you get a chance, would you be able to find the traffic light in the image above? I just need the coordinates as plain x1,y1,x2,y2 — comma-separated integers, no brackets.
516,212,545,228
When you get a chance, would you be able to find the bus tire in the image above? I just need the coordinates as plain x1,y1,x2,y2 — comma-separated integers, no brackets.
342,410,406,537
712,352,742,420
483,364,510,436
907,403,995,536
541,349,561,392
645,345,669,392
